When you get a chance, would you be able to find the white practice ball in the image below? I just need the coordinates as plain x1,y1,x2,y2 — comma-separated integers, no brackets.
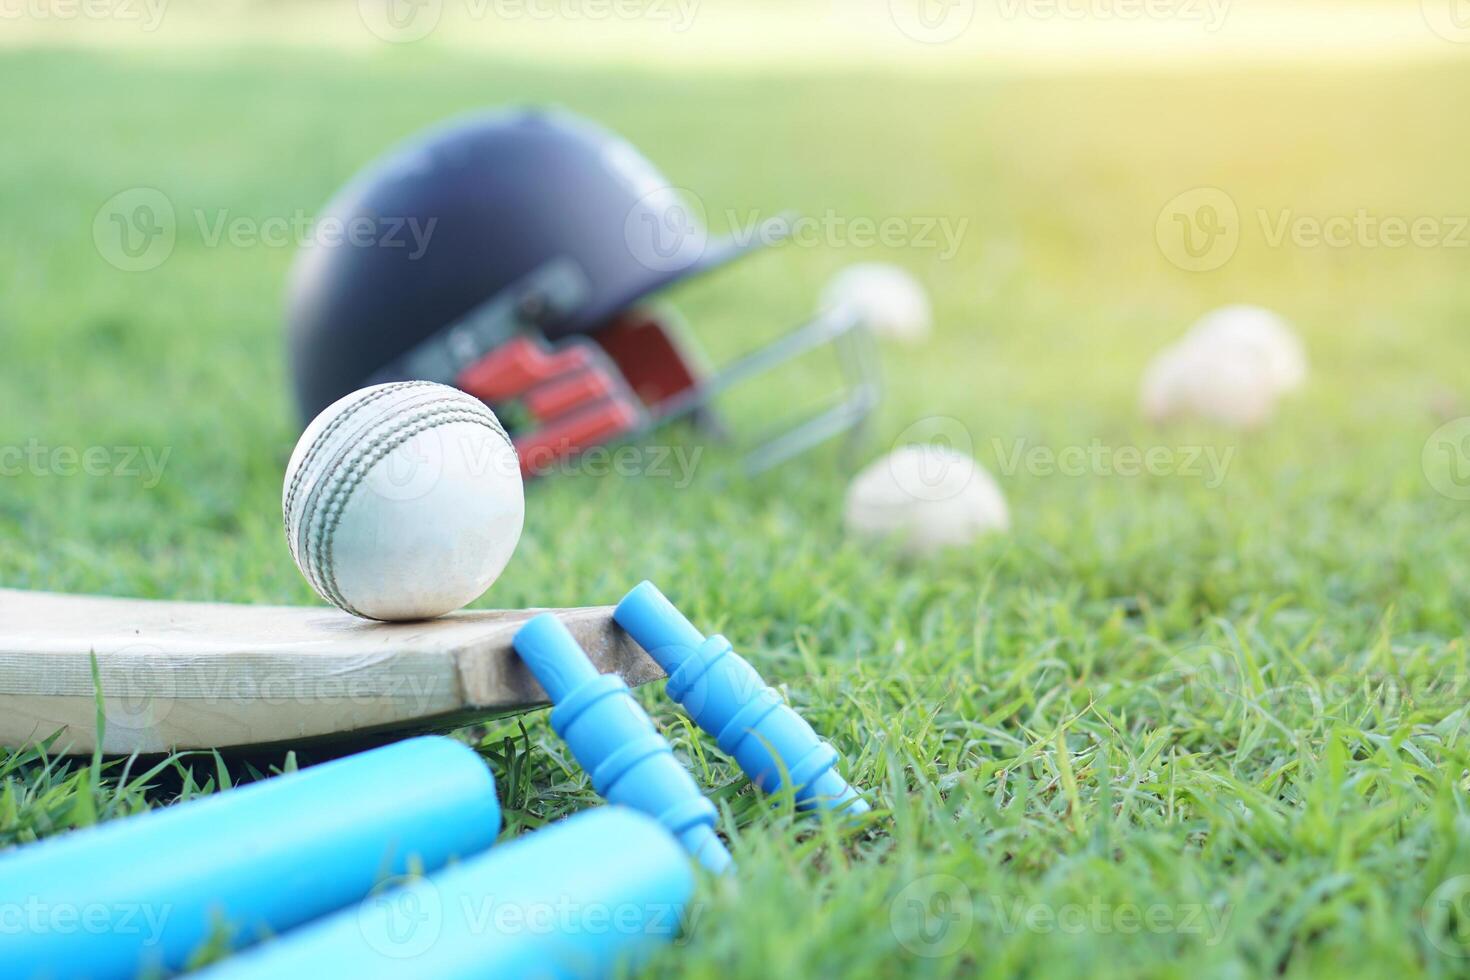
843,446,1009,556
1140,339,1280,429
820,263,932,342
282,381,525,621
1186,304,1307,394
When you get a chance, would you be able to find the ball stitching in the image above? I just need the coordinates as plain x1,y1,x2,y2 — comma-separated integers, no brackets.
306,404,517,617
283,380,434,544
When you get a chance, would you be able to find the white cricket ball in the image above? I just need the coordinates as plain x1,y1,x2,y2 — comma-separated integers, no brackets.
820,263,932,342
282,381,525,622
843,446,1009,556
1186,304,1307,393
1140,339,1279,429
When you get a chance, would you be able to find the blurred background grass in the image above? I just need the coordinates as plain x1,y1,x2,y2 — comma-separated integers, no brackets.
3,2,1470,976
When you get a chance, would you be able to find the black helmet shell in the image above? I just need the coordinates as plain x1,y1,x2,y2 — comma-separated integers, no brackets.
287,108,766,423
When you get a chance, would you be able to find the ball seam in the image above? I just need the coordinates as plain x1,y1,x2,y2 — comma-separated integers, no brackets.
283,380,436,547
306,406,516,618
290,387,513,594
305,399,482,612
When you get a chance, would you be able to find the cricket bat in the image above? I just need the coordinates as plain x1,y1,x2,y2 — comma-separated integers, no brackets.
0,588,663,755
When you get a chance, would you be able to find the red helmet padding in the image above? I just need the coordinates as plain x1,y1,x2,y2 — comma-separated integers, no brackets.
525,369,623,420
516,400,644,477
455,334,648,476
457,336,597,403
593,309,702,412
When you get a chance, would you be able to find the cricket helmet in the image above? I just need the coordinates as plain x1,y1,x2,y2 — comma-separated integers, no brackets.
286,108,879,477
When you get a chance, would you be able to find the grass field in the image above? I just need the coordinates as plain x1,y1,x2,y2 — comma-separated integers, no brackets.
3,9,1470,977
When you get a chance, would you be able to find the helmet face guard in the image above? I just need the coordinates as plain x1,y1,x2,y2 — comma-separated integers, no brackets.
288,109,881,478
362,256,880,477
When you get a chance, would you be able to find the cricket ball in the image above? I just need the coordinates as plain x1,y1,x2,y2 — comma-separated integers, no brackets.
282,381,525,621
821,263,932,343
1186,304,1307,394
1141,335,1281,430
844,446,1009,556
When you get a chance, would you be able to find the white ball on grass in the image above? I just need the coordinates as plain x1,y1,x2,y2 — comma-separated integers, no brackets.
1139,343,1192,425
843,446,1009,556
1186,304,1307,394
1140,339,1280,429
283,381,525,621
821,263,932,342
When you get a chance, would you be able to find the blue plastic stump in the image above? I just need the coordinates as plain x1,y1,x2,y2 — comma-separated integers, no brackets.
0,737,502,979
614,581,870,816
513,613,733,874
202,806,695,980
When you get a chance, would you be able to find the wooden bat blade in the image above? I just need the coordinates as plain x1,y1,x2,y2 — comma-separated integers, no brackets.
0,589,663,755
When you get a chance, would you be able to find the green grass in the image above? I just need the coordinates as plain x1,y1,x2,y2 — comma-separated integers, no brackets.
3,36,1470,979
